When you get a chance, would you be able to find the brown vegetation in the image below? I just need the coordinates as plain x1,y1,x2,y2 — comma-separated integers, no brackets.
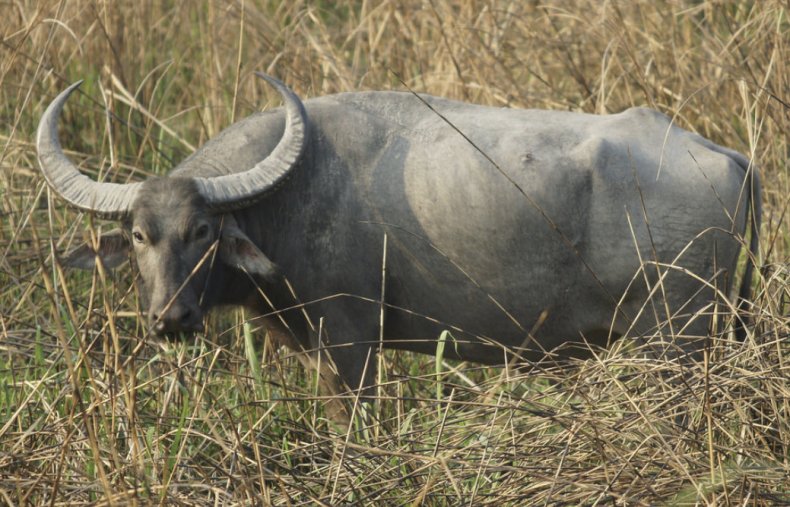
1,1,788,504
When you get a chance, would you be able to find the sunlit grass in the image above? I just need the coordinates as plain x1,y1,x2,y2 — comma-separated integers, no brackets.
1,0,788,504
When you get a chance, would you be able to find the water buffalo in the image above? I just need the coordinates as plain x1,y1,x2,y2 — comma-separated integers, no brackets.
38,74,760,400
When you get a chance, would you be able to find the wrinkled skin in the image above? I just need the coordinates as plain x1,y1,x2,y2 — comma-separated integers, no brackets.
62,90,759,404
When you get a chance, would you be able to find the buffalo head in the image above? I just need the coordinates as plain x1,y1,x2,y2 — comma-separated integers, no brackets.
37,74,306,335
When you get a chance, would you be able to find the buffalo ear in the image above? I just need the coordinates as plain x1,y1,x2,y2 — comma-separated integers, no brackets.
62,229,130,270
218,223,278,281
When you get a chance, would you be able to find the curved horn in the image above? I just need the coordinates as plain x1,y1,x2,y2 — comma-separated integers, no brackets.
193,73,307,210
36,81,142,219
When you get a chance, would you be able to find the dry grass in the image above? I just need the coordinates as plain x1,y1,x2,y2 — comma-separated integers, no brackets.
1,0,789,505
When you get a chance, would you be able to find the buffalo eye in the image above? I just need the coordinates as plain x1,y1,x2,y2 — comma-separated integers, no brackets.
132,230,145,244
194,223,210,241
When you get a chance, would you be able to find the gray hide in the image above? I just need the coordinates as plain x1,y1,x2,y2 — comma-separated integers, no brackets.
43,78,760,397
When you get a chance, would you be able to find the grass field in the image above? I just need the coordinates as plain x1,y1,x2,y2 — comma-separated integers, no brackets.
1,0,789,504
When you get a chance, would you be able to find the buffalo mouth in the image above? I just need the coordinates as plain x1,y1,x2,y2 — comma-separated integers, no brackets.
151,323,205,340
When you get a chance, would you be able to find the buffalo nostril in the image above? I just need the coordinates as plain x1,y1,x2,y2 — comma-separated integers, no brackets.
151,313,161,331
151,305,201,334
179,309,192,325
154,320,166,334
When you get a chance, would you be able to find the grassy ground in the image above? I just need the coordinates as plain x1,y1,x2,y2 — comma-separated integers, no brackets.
1,0,789,504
